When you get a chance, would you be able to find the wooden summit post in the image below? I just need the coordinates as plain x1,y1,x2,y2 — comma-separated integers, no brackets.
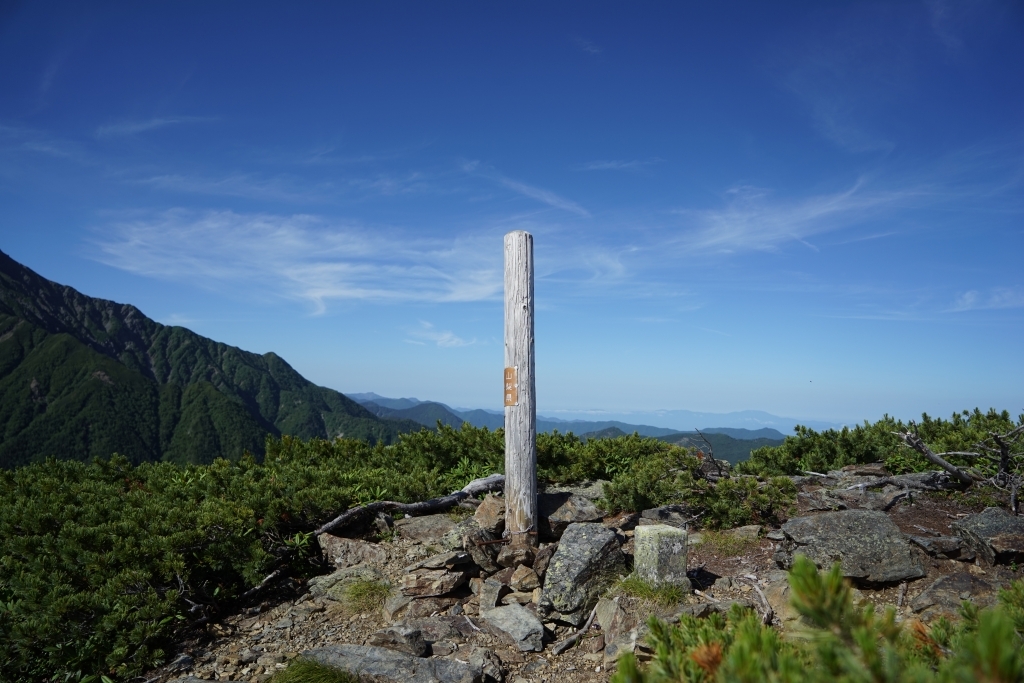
504,230,537,549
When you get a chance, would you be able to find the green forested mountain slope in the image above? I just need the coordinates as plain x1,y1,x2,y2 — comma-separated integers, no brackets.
0,250,419,467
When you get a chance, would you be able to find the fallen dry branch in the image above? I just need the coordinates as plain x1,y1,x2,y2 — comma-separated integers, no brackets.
738,575,774,626
314,473,505,537
552,605,598,655
893,430,977,487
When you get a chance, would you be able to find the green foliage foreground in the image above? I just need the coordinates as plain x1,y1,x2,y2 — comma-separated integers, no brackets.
613,556,1024,683
0,410,1018,682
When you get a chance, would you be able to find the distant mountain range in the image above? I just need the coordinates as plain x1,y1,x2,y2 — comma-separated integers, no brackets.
348,393,790,462
0,250,420,468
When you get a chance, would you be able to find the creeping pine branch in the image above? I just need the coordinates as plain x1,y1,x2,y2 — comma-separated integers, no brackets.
314,474,505,537
893,430,977,487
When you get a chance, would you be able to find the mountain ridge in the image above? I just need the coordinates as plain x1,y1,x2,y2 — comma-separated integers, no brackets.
0,249,419,468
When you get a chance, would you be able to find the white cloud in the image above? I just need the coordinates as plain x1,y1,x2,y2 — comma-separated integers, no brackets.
406,321,475,347
91,209,503,311
576,159,657,172
949,287,1024,312
573,36,602,55
463,161,590,217
95,116,211,139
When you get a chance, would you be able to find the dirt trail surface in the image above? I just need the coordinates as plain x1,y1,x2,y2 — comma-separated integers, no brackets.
151,468,1024,683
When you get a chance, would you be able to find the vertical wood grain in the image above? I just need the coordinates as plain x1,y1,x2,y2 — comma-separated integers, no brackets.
504,230,537,547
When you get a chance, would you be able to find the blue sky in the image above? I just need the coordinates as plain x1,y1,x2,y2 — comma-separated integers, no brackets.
1,1,1022,427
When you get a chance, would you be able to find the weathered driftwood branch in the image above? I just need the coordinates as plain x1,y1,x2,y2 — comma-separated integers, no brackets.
552,605,598,655
239,568,285,602
893,431,976,487
314,474,505,537
737,575,774,626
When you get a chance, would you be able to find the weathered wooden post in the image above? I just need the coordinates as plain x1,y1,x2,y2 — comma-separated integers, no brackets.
504,230,537,551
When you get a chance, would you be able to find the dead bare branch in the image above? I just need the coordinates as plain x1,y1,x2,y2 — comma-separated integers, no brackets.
893,430,976,487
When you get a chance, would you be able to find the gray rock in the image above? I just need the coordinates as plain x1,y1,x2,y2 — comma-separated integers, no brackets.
539,523,625,625
639,505,690,528
773,510,924,583
366,624,430,657
479,578,510,610
496,543,535,568
466,645,505,683
831,486,909,512
545,479,610,501
532,544,556,580
910,573,997,620
308,564,385,600
401,568,469,597
475,494,506,534
908,535,975,561
952,507,1024,565
319,535,389,568
796,490,847,512
395,514,457,543
167,653,194,672
480,604,545,652
441,517,481,551
405,550,474,572
303,644,483,683
510,565,540,592
595,597,636,639
463,527,502,573
404,615,479,643
384,594,460,622
539,493,604,540
633,524,690,588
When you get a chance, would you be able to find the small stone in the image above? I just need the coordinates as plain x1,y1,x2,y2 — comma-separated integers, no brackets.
496,543,535,569
401,568,468,597
475,494,506,534
481,604,545,652
479,578,510,610
510,565,540,592
365,625,429,657
724,525,761,541
404,550,473,572
500,591,534,605
319,535,389,568
532,544,557,580
463,528,502,573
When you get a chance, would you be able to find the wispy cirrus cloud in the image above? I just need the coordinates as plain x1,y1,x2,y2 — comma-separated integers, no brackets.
463,161,590,217
95,116,212,139
406,321,474,347
948,287,1024,312
575,159,658,172
572,36,602,55
91,209,503,311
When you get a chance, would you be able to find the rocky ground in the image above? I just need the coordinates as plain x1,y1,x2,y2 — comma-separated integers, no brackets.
153,465,1024,683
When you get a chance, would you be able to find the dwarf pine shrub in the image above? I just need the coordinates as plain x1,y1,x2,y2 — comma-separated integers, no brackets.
613,555,1024,683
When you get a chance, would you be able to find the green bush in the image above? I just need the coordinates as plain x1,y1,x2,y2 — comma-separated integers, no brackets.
739,408,1023,478
613,555,1024,683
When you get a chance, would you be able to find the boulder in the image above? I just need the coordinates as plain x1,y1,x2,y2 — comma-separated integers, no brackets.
365,624,429,657
395,514,457,543
400,568,469,597
307,564,385,601
538,492,604,540
910,573,997,620
830,486,908,512
303,644,483,683
633,524,689,588
403,615,479,643
480,604,545,652
539,522,626,625
544,479,610,501
952,507,1024,565
773,510,924,583
318,535,389,568
475,494,506,534
440,517,481,551
639,505,690,528
908,535,975,561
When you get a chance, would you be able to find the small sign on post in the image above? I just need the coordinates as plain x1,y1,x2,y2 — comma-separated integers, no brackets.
504,230,537,550
504,366,518,406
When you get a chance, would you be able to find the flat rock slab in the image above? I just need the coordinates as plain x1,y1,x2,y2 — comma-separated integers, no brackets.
639,505,691,528
545,479,610,501
319,535,389,568
952,507,1024,565
307,564,384,601
365,624,429,657
395,515,457,543
401,568,468,597
910,573,997,620
474,494,506,534
908,535,975,561
540,522,625,625
303,644,483,683
538,492,604,540
480,603,545,652
774,509,924,584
